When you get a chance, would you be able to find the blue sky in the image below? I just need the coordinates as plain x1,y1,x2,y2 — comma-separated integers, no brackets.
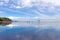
0,6,38,17
0,0,60,18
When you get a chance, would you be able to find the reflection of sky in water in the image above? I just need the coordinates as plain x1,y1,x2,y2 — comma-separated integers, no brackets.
5,19,60,29
0,26,60,40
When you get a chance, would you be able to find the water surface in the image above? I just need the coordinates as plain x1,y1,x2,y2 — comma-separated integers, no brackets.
0,22,60,40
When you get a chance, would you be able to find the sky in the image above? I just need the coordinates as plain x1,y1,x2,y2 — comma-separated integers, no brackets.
0,0,60,19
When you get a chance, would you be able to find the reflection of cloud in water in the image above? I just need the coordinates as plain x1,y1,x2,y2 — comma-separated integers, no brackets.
0,26,60,40
6,19,60,30
6,22,19,28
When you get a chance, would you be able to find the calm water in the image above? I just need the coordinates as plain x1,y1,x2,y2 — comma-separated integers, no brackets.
0,22,60,40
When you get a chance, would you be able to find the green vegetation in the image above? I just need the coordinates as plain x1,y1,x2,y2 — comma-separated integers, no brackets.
0,17,12,25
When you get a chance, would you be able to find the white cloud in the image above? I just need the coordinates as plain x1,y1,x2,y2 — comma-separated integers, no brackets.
0,2,4,5
15,6,22,8
42,0,60,6
1,0,60,8
4,0,9,3
21,0,60,8
20,0,33,7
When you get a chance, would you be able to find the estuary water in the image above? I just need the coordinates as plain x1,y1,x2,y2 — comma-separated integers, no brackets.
0,21,60,40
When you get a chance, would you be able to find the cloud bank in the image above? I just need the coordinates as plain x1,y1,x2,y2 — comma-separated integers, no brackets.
0,0,60,18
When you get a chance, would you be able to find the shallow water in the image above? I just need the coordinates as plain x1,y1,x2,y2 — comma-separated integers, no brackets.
0,22,60,40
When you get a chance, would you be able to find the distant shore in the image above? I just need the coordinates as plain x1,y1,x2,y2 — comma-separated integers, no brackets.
0,17,12,25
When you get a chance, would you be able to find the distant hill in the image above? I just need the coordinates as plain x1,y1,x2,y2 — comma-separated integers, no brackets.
0,17,12,25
